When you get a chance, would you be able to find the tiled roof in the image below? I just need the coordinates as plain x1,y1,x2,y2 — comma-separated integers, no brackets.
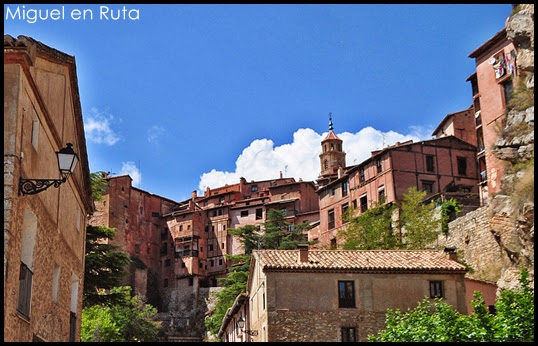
253,249,467,273
322,131,341,141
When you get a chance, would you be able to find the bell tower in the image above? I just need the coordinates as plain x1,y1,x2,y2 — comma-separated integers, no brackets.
319,113,346,178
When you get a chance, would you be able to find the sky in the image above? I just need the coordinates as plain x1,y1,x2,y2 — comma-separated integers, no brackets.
4,4,513,202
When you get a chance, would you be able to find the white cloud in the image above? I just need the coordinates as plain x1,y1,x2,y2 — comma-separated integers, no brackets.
147,125,165,143
198,126,433,192
120,161,142,188
83,107,120,145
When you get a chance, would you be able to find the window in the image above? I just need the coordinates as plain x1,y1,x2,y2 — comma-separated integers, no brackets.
341,203,349,218
502,78,513,105
376,158,382,173
342,181,348,197
457,157,467,175
164,279,169,287
338,281,356,308
210,259,214,267
426,155,435,172
360,195,368,213
161,243,168,255
219,258,223,266
378,186,385,201
352,199,357,209
219,197,225,204
422,180,434,193
240,210,248,217
330,238,337,249
251,185,258,192
18,262,33,318
179,225,183,231
359,167,365,183
328,209,335,229
165,259,171,267
330,187,336,196
152,212,160,217
341,327,357,342
324,160,329,169
188,278,193,286
430,281,444,298
492,52,507,79
52,263,61,303
208,244,214,251
256,208,263,220
31,119,40,150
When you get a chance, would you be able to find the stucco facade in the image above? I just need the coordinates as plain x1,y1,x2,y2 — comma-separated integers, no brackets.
240,247,468,342
4,35,94,342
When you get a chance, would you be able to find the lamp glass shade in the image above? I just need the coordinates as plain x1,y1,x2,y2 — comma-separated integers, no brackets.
236,317,245,329
57,143,78,174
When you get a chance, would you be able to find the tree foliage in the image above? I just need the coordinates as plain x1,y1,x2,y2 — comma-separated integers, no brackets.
398,187,441,249
368,267,534,342
81,286,161,342
204,209,315,339
339,187,442,250
83,225,132,307
339,199,398,250
440,198,462,235
90,171,108,201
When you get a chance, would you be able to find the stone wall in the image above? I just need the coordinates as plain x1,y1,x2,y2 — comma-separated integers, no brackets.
444,207,507,284
267,309,385,342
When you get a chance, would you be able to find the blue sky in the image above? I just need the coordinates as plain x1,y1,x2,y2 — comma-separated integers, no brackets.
4,4,512,202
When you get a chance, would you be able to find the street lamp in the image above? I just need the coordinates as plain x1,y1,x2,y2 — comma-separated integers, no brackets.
236,316,258,336
19,143,79,195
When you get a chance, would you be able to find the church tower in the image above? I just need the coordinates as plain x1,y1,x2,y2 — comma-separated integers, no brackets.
319,113,346,178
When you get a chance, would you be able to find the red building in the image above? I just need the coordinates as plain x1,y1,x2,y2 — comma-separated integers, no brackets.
311,124,480,247
466,28,518,205
90,174,319,311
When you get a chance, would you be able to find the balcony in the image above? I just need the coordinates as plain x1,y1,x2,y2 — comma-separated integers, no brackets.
175,249,199,258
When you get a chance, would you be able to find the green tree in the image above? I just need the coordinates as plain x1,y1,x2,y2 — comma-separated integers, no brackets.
368,268,534,342
493,267,534,342
440,198,462,235
90,170,108,201
83,225,132,307
81,286,160,342
338,199,398,250
399,187,441,249
262,209,313,250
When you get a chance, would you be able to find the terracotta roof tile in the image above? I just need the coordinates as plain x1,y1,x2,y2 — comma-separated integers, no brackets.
322,131,342,141
253,249,467,273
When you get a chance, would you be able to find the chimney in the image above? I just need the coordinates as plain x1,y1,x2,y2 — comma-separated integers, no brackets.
191,190,197,199
298,244,309,263
280,171,283,179
444,247,458,261
337,167,343,179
